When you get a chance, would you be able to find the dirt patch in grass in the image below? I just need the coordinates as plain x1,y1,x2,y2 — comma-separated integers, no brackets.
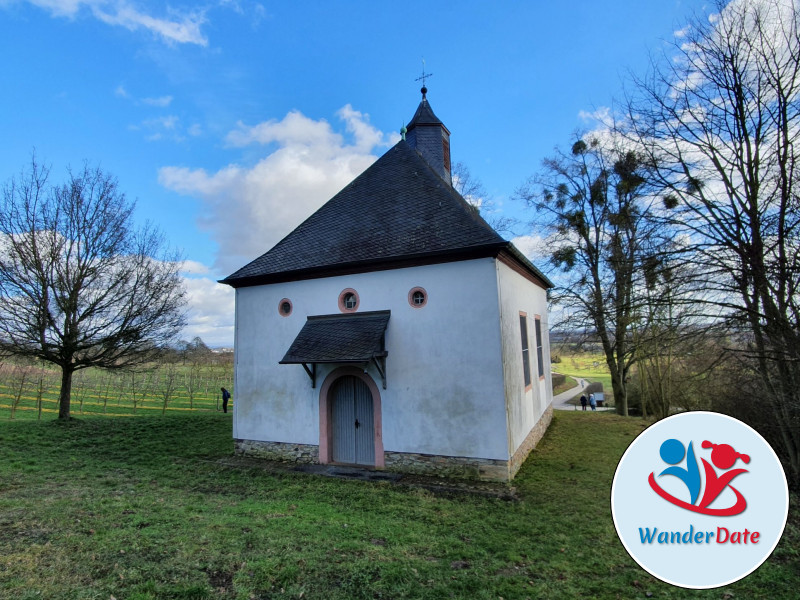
204,566,235,595
216,455,521,500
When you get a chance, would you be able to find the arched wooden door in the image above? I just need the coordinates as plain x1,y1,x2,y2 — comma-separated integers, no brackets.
330,375,375,465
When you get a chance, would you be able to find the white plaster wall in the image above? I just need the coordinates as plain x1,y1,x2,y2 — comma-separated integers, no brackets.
233,258,510,460
494,261,553,456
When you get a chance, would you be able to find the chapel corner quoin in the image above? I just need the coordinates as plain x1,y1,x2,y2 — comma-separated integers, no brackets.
221,87,555,481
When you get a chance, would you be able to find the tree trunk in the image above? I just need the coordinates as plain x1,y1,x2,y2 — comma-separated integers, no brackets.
36,370,44,421
609,366,628,416
58,366,74,420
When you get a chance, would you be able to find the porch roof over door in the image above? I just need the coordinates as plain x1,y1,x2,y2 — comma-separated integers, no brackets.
279,310,390,388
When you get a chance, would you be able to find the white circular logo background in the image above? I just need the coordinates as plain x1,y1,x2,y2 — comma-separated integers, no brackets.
611,411,789,589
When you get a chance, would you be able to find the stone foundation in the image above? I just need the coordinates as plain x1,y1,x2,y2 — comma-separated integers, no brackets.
234,406,553,481
234,439,319,464
509,404,553,478
383,406,553,482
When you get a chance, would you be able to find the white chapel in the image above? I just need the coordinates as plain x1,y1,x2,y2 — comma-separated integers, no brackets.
221,86,554,481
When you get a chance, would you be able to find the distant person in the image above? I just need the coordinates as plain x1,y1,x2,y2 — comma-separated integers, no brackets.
589,393,597,411
221,387,231,414
580,395,588,411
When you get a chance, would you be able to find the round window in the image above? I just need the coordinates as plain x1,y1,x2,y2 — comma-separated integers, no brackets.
338,288,360,313
408,287,428,308
278,298,292,317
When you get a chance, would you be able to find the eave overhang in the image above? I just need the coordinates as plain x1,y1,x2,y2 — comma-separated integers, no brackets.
220,241,553,290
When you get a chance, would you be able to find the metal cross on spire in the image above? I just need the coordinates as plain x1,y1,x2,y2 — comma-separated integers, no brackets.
415,59,433,98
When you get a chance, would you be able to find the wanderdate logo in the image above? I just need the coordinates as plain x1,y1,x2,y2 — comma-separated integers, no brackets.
649,438,750,516
611,412,788,589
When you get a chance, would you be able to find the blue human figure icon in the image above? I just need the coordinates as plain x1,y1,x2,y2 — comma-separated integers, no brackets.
658,439,701,505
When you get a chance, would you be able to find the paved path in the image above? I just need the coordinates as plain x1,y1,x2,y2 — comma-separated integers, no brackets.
552,377,586,411
551,377,613,412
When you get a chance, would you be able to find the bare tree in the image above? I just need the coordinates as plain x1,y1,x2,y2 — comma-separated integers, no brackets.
9,364,29,420
517,135,665,415
631,263,724,419
0,157,187,420
185,360,202,410
452,162,517,236
627,0,800,486
35,362,47,420
101,372,113,414
129,371,139,414
158,362,179,415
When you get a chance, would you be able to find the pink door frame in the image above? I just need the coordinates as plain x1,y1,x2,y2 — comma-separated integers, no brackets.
318,366,385,467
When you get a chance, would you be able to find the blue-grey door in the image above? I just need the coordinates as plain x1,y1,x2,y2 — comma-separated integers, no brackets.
330,376,375,465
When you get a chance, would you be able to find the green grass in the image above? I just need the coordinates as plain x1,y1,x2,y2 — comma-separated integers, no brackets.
553,352,615,408
0,412,797,599
554,352,613,389
551,376,579,396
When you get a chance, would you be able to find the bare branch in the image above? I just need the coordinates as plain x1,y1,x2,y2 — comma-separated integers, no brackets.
0,157,187,419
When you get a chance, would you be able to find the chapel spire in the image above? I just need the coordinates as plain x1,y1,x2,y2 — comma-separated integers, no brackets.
405,79,452,186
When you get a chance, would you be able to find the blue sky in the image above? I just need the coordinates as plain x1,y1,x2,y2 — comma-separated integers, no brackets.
1,0,707,346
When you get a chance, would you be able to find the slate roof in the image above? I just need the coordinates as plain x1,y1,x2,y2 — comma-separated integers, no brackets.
221,138,553,289
407,97,449,133
280,311,390,364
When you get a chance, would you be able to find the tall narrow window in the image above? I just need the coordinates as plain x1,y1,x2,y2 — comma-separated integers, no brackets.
535,316,544,379
520,313,531,388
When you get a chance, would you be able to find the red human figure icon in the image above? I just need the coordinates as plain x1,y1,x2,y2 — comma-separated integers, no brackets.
698,441,750,512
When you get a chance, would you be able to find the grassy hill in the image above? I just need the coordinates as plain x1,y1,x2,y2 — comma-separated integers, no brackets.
0,412,796,599
551,351,613,394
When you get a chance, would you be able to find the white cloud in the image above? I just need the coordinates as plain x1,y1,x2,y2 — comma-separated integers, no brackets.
226,110,342,149
160,105,393,276
181,276,235,347
135,115,183,142
25,0,85,18
252,2,267,26
578,106,612,126
511,234,550,262
114,84,129,98
337,104,390,153
218,0,243,15
150,115,178,130
674,25,692,39
180,260,211,276
21,1,208,46
94,3,208,46
142,95,173,107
